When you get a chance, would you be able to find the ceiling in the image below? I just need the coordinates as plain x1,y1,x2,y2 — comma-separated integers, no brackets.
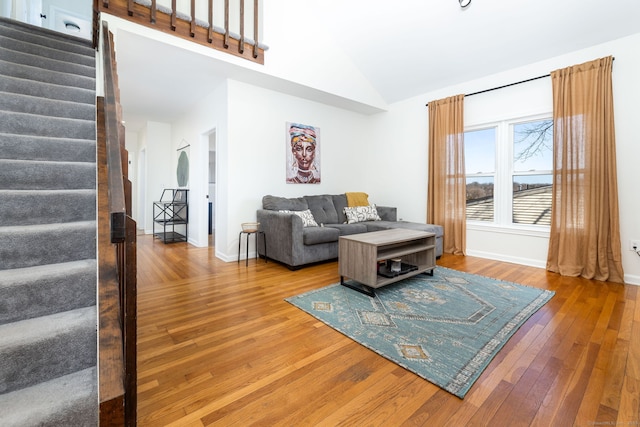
110,0,640,129
311,0,640,104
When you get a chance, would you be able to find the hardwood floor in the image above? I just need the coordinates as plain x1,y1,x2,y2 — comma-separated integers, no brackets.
136,235,640,426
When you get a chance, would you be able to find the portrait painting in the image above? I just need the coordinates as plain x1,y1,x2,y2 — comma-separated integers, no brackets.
286,122,321,184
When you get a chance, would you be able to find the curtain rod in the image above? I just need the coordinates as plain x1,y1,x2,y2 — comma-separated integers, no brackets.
425,57,615,107
425,73,548,107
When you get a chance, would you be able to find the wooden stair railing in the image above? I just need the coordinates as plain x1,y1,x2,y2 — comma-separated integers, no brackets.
97,0,264,64
97,20,138,426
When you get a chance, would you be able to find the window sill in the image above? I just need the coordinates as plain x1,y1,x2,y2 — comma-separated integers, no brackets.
466,221,550,238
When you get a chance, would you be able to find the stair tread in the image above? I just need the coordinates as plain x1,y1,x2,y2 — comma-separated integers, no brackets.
0,159,96,190
0,90,95,120
0,74,95,104
0,32,95,67
0,134,95,162
0,305,96,346
0,59,95,91
0,259,96,286
0,219,96,233
0,259,96,325
0,132,94,145
0,157,96,166
0,45,95,79
0,110,96,140
0,189,96,226
0,367,97,427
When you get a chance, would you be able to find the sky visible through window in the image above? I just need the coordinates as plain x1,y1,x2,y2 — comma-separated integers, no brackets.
465,127,495,175
465,120,553,182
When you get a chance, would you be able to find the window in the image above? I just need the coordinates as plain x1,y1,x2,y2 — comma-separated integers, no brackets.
465,117,553,228
465,128,496,222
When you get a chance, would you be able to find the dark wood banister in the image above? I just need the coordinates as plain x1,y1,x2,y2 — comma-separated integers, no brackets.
97,17,138,426
98,0,264,63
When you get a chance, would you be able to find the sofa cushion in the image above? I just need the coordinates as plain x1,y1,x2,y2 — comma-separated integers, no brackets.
390,221,444,237
263,195,308,211
344,204,382,224
362,221,397,232
280,209,319,227
305,194,339,225
332,194,348,224
303,226,340,245
325,223,368,235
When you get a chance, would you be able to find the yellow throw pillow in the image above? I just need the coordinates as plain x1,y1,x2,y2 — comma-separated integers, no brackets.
346,192,369,207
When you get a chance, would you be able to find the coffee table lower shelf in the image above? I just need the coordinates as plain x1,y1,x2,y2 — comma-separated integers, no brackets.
340,266,435,297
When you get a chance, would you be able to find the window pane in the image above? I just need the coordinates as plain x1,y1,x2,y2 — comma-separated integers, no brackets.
513,119,553,172
512,175,552,225
466,177,494,222
465,128,495,174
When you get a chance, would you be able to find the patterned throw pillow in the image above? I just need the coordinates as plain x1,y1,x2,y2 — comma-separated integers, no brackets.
279,209,319,227
343,205,382,224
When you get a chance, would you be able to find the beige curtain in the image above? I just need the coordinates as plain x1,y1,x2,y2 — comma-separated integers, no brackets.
427,94,466,255
547,56,624,282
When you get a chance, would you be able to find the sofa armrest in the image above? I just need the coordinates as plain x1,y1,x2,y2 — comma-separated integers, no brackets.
376,206,397,222
256,209,304,266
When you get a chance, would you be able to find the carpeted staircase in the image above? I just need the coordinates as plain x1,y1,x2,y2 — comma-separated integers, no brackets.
0,17,98,426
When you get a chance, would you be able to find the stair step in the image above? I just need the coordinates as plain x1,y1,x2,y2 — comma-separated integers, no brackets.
0,221,96,270
0,159,96,190
0,110,95,139
0,306,96,394
0,59,94,90
0,31,95,68
0,45,95,79
0,133,95,162
0,16,94,57
0,367,97,427
0,260,97,326
0,91,95,121
0,366,98,427
0,74,95,105
0,189,96,226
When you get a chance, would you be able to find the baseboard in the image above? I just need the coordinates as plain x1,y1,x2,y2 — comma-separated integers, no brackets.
466,250,640,286
623,273,640,286
465,250,546,269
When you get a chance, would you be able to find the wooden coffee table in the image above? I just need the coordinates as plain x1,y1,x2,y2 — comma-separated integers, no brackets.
338,228,436,296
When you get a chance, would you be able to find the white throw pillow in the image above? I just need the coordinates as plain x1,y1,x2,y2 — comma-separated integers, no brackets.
344,205,382,224
279,209,319,227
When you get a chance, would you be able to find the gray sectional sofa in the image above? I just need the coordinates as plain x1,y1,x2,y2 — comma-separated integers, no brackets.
256,194,443,269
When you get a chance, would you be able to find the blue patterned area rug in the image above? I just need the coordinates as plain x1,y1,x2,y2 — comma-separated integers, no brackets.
285,267,554,398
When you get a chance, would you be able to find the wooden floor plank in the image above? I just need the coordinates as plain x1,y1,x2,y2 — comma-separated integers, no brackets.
135,235,639,426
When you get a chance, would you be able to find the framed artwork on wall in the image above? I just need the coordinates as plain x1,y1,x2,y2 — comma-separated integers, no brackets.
286,122,321,184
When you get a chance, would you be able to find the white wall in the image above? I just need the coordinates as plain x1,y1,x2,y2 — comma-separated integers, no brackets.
142,121,174,234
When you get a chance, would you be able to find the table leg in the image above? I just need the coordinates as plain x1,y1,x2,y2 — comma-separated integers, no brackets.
340,276,375,297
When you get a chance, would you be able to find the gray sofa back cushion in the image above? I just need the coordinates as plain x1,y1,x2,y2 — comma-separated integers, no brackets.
305,194,339,225
263,195,308,211
332,194,348,224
